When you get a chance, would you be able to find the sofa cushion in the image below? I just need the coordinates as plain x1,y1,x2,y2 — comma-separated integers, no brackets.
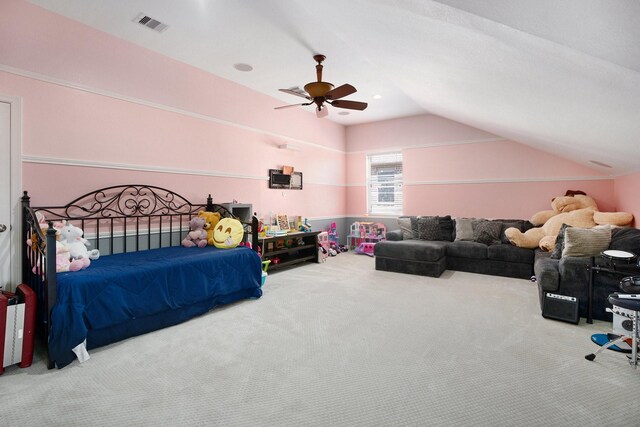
562,225,611,257
558,256,591,289
409,216,420,238
550,223,572,259
473,220,503,246
495,219,527,244
417,216,441,240
438,216,455,242
487,244,534,264
610,227,640,254
397,217,413,240
386,229,404,241
446,240,487,259
374,240,447,262
534,252,560,292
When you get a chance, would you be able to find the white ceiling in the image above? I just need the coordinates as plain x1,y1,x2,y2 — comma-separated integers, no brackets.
28,0,640,175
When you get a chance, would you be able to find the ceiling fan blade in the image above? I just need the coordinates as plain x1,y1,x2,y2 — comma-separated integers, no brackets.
316,106,328,118
329,99,368,111
274,102,311,110
278,88,311,100
325,84,356,100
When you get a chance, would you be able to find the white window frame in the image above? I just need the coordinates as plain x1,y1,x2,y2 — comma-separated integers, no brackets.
366,152,403,215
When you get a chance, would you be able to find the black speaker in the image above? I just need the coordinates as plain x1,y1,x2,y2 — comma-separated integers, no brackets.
542,293,580,324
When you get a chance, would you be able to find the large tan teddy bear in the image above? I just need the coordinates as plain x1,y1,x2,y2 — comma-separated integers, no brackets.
505,191,633,250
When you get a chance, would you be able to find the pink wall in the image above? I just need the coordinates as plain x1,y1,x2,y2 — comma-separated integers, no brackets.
3,0,632,228
614,171,640,227
1,0,346,219
346,115,616,219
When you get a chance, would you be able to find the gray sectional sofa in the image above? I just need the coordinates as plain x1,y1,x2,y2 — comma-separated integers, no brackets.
374,215,640,322
374,216,535,280
534,227,640,321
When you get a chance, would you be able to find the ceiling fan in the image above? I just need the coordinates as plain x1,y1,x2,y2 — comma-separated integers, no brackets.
275,54,368,118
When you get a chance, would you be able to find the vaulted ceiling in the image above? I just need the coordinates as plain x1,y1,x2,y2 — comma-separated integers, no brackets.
28,0,640,175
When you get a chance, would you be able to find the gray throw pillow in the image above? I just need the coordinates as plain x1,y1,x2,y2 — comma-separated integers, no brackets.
438,215,455,242
498,220,525,244
409,216,420,239
550,223,571,259
562,225,612,257
473,220,503,245
455,218,475,241
397,217,413,240
418,216,441,240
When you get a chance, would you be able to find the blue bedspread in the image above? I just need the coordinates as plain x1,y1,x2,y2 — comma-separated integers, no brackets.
50,246,262,368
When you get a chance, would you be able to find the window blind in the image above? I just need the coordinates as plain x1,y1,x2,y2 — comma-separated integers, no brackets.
367,152,403,215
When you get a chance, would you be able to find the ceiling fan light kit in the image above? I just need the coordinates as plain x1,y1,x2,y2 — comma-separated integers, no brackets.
276,54,368,117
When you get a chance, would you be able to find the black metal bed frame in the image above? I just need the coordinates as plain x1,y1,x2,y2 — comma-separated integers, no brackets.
21,185,258,366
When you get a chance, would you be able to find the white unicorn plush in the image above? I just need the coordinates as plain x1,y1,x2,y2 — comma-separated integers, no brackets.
58,221,100,263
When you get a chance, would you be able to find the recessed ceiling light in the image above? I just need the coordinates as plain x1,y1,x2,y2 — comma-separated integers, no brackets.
233,63,253,72
589,160,612,168
338,111,350,115
373,94,382,99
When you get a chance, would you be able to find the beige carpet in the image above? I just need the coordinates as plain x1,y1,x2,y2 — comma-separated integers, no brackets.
2,253,638,426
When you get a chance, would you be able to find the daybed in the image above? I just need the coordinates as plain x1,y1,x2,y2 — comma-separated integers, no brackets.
22,185,262,369
375,216,536,280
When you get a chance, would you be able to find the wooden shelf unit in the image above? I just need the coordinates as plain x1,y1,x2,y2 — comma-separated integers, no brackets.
258,231,320,272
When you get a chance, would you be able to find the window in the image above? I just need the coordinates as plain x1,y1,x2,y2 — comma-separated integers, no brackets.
367,152,403,215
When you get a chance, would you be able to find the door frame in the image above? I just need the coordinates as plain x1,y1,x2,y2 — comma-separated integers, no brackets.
1,94,23,291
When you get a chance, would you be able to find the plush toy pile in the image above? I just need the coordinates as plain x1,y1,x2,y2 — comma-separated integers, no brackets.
505,190,633,250
27,216,99,273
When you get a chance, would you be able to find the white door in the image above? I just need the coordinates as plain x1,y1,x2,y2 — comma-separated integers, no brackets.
0,101,12,290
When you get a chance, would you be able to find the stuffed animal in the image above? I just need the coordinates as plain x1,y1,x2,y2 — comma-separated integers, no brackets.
182,217,208,248
212,218,244,249
26,212,63,249
56,241,88,272
530,191,598,226
27,215,87,273
505,192,633,250
58,221,100,263
197,211,221,246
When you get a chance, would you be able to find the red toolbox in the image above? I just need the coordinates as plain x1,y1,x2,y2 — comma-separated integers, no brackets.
1,284,36,374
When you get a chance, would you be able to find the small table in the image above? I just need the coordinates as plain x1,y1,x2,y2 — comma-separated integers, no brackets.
587,250,638,323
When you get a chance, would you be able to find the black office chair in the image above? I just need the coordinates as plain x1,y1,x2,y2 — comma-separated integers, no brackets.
585,276,640,368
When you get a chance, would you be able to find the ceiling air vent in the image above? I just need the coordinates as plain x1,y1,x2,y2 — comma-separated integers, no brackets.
133,13,169,33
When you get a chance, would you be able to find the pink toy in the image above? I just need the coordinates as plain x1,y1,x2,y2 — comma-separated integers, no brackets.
27,217,88,274
328,222,339,245
318,231,329,251
355,242,375,257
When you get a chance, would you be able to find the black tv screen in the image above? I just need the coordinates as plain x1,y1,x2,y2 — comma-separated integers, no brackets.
271,173,291,186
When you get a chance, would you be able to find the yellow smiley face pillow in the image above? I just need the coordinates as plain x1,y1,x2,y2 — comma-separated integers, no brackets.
212,218,244,249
